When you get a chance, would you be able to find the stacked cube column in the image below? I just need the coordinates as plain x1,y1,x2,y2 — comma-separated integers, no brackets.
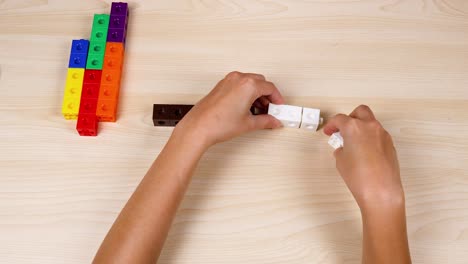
76,14,110,136
107,2,129,44
76,70,102,136
96,2,129,122
62,40,89,120
97,43,124,121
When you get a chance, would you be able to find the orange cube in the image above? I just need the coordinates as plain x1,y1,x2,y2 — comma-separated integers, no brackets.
103,55,124,71
96,99,118,122
101,70,121,87
105,42,124,58
98,84,120,101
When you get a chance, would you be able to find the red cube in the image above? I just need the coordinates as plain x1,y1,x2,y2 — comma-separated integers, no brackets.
76,114,98,136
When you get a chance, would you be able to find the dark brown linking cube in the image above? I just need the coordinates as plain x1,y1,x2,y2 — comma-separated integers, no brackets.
153,104,194,127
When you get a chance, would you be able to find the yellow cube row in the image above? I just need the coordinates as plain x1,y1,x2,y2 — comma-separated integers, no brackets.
62,68,85,120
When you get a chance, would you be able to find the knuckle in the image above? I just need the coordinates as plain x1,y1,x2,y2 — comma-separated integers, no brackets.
226,71,242,79
240,76,256,87
368,119,381,128
256,74,266,80
368,120,384,134
344,119,360,134
380,129,394,145
379,125,390,137
357,104,371,111
334,113,347,120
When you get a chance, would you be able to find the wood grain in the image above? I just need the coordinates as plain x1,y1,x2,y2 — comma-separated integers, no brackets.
0,0,467,263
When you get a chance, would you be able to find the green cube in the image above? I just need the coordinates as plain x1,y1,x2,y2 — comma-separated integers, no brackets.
90,14,110,43
86,53,104,69
90,27,109,43
93,14,110,29
88,41,106,57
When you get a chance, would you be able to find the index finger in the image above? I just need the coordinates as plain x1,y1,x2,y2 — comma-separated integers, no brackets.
253,81,285,105
323,114,352,136
349,105,376,121
245,73,266,81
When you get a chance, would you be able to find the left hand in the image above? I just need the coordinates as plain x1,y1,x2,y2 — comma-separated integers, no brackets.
174,71,285,149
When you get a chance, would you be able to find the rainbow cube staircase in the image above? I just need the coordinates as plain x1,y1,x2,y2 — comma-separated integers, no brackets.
62,2,129,136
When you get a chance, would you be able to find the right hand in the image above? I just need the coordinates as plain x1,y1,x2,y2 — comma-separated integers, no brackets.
174,71,285,149
323,105,404,211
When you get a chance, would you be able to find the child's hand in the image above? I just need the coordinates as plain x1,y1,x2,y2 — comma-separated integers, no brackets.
323,105,404,211
175,71,285,149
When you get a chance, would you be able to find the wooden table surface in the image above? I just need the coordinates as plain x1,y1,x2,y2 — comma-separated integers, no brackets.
1,1,467,263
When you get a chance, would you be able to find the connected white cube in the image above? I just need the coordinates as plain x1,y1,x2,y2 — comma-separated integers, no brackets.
300,107,321,131
267,103,344,149
328,132,344,149
268,103,302,128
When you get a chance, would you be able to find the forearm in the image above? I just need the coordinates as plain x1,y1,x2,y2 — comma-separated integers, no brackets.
361,199,411,264
93,71,285,263
93,129,208,263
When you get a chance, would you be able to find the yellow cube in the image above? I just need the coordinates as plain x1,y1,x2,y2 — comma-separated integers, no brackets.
66,68,85,88
62,97,81,120
64,81,83,100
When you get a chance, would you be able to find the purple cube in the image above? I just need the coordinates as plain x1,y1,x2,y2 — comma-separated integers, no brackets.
111,2,128,16
109,15,128,29
107,28,126,43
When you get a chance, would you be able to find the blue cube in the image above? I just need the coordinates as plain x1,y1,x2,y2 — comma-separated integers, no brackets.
68,53,88,68
70,39,89,54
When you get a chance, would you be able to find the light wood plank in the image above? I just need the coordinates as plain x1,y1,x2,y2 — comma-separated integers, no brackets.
0,0,467,263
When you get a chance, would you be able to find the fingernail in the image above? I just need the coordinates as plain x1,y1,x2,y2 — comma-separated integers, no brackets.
323,128,333,136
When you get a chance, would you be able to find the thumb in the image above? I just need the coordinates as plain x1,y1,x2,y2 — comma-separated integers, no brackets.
250,114,283,130
333,147,344,160
333,147,345,172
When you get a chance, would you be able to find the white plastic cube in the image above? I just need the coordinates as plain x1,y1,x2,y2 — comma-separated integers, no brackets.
268,103,302,128
328,132,344,149
300,107,321,131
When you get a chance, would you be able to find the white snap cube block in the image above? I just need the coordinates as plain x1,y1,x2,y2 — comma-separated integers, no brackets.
268,103,303,128
328,132,344,149
300,107,321,131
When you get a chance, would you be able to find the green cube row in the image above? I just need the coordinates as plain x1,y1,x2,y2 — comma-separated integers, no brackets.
86,14,110,69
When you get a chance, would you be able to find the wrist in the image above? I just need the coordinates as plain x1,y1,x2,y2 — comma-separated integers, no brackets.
360,191,406,218
171,125,211,153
